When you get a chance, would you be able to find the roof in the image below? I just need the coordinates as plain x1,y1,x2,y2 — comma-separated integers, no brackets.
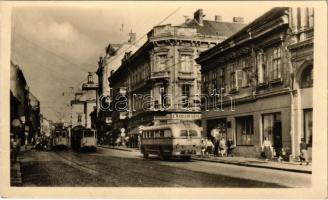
183,19,246,38
197,8,289,63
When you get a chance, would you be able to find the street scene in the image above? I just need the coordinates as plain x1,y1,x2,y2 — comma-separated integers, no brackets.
9,4,313,188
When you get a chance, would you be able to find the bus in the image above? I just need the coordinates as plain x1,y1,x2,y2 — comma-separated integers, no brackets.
140,123,202,161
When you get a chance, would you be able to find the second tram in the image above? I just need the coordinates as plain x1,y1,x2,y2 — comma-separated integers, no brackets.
71,125,97,152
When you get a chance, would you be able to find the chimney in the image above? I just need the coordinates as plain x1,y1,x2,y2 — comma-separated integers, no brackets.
128,30,136,44
233,17,244,23
215,15,222,22
194,9,205,26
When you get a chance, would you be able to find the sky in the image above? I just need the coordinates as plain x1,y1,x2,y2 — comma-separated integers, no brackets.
11,2,273,122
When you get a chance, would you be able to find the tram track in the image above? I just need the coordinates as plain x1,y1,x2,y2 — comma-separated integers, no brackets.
51,150,186,187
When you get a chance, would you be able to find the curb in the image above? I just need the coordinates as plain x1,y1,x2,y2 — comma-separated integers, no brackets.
191,157,312,174
98,145,134,152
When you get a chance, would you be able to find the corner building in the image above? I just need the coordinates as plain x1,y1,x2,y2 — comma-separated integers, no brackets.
196,7,313,160
109,9,245,138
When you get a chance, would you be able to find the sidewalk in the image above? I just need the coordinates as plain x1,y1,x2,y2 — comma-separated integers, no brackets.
192,155,312,174
99,145,311,174
10,145,33,186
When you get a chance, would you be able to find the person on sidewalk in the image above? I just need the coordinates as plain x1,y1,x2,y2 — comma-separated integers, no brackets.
213,137,219,157
219,137,227,157
300,138,309,165
262,137,273,161
226,137,234,157
201,139,206,157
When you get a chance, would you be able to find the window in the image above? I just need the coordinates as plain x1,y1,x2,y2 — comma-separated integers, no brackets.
241,59,249,87
216,68,225,93
304,109,313,147
230,63,236,90
156,55,167,72
181,84,191,107
300,65,313,88
257,52,267,84
77,114,82,123
180,55,192,72
272,48,282,80
159,87,168,107
236,116,254,145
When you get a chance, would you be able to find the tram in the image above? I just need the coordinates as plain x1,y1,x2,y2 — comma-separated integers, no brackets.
52,128,69,150
51,123,69,150
71,125,97,151
140,123,202,161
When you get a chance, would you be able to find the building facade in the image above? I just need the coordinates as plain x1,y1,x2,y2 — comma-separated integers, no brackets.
96,32,139,142
10,61,41,144
196,7,313,159
70,73,98,129
109,9,246,140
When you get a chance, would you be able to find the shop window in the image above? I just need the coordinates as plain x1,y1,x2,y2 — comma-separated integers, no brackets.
300,65,313,88
236,116,254,145
304,109,313,147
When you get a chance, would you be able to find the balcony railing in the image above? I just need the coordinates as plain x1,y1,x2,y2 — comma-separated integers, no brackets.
178,71,196,80
151,71,170,79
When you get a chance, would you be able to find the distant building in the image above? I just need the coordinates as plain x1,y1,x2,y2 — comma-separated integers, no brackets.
196,7,313,159
96,32,140,141
70,73,98,129
109,9,246,140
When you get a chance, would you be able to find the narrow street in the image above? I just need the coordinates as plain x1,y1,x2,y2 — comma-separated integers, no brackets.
19,147,311,187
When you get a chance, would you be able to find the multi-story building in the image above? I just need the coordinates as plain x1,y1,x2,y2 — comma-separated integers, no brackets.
109,9,246,140
70,73,98,129
10,61,41,144
196,7,313,159
96,32,139,141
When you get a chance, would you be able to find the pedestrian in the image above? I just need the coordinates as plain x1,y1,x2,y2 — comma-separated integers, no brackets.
262,137,273,161
201,138,206,157
219,137,226,157
213,137,219,157
205,138,214,155
300,138,309,165
226,137,234,157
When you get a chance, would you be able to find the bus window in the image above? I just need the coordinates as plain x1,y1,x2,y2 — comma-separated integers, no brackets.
189,130,198,137
164,129,171,138
180,130,198,137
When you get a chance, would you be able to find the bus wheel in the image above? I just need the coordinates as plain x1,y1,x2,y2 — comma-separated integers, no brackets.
182,156,191,161
143,153,149,158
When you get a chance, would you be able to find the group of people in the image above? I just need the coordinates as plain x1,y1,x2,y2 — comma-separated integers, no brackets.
262,136,309,165
201,136,235,157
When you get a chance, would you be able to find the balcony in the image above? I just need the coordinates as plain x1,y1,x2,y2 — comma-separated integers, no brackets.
151,71,170,80
178,71,196,80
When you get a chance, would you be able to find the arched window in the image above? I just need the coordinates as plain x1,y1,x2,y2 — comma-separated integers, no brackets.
300,65,313,88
